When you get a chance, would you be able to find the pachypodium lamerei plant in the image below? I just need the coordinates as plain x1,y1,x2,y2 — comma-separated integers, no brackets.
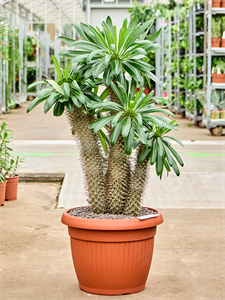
27,16,184,216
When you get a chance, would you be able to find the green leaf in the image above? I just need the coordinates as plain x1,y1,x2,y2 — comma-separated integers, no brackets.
113,25,117,51
162,143,174,166
70,94,82,108
103,67,113,86
88,115,115,133
156,153,163,177
64,63,72,81
106,16,114,35
111,59,121,76
87,49,104,64
27,95,49,113
53,102,64,117
52,56,63,80
46,80,64,95
44,92,60,114
92,101,121,111
73,23,89,41
62,82,70,99
133,139,141,149
148,28,162,43
38,87,54,98
164,136,184,147
27,81,46,91
100,89,109,101
124,123,134,156
58,36,76,47
71,90,85,104
98,131,108,155
110,82,123,104
135,113,142,126
111,111,124,127
71,80,81,91
84,91,101,102
171,158,180,176
163,158,171,172
110,119,124,146
122,18,128,29
167,145,184,167
157,137,164,156
122,116,131,138
138,145,150,163
150,139,157,165
134,119,147,144
65,99,75,113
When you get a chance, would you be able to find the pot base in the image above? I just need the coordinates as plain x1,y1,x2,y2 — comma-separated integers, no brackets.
79,283,145,295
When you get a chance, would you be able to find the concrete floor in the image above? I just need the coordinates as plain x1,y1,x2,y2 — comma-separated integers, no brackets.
0,101,225,300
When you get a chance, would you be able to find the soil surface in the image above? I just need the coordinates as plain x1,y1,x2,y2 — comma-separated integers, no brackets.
68,206,158,219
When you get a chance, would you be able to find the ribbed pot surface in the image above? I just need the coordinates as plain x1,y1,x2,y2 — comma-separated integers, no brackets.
62,207,163,295
5,175,19,201
0,181,7,206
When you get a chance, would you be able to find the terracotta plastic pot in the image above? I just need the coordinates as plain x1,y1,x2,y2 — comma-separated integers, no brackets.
212,73,225,83
208,0,221,7
62,206,163,295
221,39,225,48
211,38,221,47
0,181,7,206
222,0,225,6
5,175,20,201
136,87,152,95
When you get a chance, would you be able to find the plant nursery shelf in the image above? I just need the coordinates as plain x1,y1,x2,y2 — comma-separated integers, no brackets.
208,48,225,55
206,8,225,14
211,83,225,89
26,61,36,67
196,31,205,36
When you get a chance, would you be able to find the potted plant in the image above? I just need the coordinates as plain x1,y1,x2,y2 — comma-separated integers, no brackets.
0,161,7,206
211,17,222,47
212,59,225,83
196,0,205,11
221,17,225,47
27,16,184,296
5,156,22,201
0,120,23,202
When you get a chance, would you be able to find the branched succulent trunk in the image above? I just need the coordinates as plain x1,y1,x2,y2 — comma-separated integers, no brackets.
66,107,107,213
106,87,131,214
125,144,150,216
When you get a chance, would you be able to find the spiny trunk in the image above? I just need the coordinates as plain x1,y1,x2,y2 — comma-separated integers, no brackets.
125,144,150,216
106,87,131,214
66,107,107,214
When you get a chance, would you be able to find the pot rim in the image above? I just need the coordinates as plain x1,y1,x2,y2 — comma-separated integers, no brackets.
5,174,19,179
61,206,163,230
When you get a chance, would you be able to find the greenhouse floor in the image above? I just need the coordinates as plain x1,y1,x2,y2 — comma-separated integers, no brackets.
1,101,225,300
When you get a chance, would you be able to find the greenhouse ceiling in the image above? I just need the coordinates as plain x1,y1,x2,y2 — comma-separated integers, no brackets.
1,0,85,33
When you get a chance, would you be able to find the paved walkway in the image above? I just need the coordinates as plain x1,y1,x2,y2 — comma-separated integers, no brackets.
0,101,225,300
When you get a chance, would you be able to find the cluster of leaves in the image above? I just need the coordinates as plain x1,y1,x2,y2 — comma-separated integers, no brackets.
59,16,161,91
212,17,222,38
27,56,106,117
27,55,184,178
23,35,36,57
0,121,24,182
212,59,225,74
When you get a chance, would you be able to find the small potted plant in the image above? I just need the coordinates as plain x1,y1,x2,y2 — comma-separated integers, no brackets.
211,17,222,47
27,16,184,296
212,59,225,83
0,120,23,202
221,17,225,47
0,164,7,206
5,156,22,201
